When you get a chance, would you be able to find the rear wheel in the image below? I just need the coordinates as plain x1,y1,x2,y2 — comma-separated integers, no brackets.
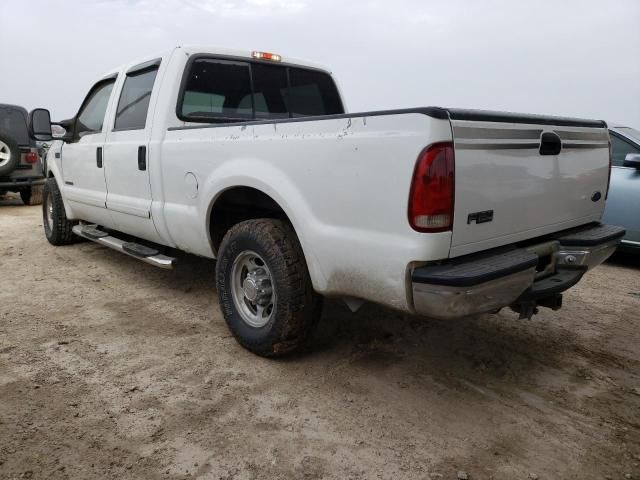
215,219,322,357
43,178,77,245
20,185,44,205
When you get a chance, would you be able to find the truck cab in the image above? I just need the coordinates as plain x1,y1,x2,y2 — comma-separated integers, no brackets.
44,47,344,246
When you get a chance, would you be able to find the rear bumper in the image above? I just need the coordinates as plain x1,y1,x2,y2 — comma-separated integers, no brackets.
0,176,45,189
411,223,625,319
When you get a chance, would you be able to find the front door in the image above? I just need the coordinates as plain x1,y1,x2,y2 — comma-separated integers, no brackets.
103,61,161,243
61,78,116,225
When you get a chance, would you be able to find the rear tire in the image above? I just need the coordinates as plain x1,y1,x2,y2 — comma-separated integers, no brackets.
20,185,44,206
215,219,322,357
43,178,77,245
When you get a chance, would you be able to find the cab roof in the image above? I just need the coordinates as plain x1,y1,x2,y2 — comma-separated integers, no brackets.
99,45,332,80
176,45,331,73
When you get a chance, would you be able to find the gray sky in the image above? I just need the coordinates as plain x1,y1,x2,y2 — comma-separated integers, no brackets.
1,0,639,127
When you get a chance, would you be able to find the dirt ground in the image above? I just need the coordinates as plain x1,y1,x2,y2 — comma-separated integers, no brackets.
1,197,639,480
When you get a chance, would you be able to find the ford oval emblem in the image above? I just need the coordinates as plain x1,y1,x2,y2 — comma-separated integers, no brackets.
591,191,602,202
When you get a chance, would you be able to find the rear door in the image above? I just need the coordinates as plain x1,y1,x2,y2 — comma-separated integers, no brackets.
449,113,610,257
103,59,161,243
61,77,116,221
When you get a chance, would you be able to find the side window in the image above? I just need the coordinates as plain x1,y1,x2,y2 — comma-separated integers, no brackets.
179,59,252,121
76,80,115,136
288,68,344,117
114,67,159,130
611,132,640,167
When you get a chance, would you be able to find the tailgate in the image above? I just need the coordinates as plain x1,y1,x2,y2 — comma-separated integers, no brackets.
448,110,610,257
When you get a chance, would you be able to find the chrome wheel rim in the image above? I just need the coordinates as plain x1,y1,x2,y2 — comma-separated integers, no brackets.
45,191,54,231
230,250,276,328
0,140,10,168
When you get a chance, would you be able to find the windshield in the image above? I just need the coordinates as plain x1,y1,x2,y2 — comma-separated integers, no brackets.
0,106,30,146
617,127,640,145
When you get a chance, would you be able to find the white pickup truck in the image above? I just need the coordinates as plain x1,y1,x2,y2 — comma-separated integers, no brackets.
29,45,625,357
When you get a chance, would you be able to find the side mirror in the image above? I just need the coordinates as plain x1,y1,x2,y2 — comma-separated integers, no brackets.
29,108,53,141
623,153,640,169
54,118,76,142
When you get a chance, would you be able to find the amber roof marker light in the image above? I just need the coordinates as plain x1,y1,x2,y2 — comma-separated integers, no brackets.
252,51,282,62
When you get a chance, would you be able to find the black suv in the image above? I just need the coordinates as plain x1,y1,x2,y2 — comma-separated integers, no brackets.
0,104,45,205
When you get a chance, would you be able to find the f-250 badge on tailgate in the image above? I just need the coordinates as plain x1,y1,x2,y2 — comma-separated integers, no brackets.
467,210,494,225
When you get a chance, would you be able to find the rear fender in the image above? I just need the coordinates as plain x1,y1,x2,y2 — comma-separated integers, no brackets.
201,159,327,291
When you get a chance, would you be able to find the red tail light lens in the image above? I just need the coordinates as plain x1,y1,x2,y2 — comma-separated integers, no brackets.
25,152,38,164
408,142,455,232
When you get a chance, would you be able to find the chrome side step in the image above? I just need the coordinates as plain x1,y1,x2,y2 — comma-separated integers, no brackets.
72,225,176,269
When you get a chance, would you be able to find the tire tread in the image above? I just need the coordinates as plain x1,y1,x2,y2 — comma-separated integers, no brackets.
216,219,320,357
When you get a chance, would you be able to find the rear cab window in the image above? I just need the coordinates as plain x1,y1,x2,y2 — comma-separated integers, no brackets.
178,56,344,123
181,59,253,121
288,68,343,117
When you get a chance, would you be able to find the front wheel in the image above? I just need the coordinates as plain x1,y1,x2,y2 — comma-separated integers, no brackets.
215,219,322,357
43,178,77,245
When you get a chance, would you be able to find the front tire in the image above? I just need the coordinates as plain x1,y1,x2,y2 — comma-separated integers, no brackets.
216,219,321,357
43,178,77,245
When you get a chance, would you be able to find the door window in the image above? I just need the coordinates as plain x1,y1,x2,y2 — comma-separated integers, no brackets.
610,132,640,167
76,80,115,136
114,67,159,130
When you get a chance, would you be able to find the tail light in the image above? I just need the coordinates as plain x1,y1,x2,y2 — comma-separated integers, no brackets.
408,142,455,232
25,151,38,164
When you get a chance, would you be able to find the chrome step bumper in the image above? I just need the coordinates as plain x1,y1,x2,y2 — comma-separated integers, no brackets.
72,225,176,269
411,223,625,319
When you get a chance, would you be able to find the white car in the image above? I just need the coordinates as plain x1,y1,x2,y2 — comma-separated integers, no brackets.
30,46,624,356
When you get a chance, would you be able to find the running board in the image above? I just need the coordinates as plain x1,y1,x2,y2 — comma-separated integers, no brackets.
72,225,176,269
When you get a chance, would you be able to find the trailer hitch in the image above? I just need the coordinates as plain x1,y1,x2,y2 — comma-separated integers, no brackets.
511,294,564,320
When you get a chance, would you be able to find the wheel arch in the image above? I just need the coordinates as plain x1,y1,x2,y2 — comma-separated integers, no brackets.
206,184,326,292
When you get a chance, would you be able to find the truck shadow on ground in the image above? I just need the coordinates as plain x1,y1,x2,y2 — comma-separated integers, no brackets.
608,250,640,270
311,298,577,381
161,248,578,385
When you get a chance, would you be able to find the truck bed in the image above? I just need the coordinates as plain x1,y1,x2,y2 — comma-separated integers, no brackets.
162,105,609,311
